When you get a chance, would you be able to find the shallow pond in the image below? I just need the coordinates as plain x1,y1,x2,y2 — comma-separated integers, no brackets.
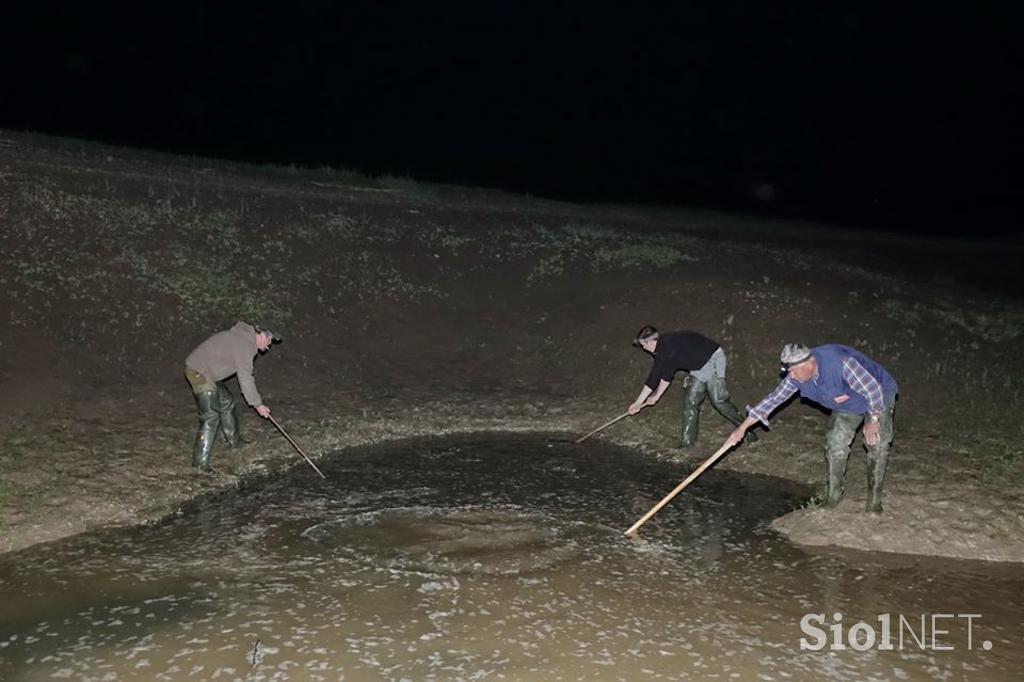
1,435,1020,680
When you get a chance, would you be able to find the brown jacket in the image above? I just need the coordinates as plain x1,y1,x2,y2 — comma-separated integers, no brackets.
185,321,264,406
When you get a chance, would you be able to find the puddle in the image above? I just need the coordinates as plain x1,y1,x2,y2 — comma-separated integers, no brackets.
0,434,1020,680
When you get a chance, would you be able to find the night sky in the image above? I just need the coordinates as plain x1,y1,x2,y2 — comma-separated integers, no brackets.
5,2,1022,235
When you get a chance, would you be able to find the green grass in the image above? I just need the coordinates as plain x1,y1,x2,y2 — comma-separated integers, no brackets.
0,481,17,507
974,441,1024,486
593,243,698,270
800,488,826,510
4,129,379,188
0,433,28,465
882,299,1024,343
496,223,702,283
0,433,30,508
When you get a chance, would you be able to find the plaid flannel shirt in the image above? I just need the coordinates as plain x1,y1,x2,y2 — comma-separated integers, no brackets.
748,357,885,426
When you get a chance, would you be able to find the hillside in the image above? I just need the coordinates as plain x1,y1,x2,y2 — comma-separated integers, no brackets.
1,131,1023,561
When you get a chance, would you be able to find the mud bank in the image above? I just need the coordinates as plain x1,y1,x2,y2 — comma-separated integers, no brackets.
2,390,1023,564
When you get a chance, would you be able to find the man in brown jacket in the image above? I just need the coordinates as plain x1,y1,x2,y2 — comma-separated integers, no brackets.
184,322,280,472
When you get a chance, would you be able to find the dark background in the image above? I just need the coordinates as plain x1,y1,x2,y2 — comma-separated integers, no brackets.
4,2,1022,235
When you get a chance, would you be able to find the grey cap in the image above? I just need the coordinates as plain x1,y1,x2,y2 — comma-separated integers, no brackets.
255,325,282,343
780,343,812,367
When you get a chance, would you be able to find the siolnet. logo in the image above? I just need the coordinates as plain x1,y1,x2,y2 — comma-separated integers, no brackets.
799,612,992,652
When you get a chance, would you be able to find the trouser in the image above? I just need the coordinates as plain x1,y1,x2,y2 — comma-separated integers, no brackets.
681,348,756,447
185,367,240,470
823,406,895,512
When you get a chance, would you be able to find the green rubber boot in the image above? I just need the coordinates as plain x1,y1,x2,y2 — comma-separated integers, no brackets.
216,382,241,447
865,448,889,514
866,407,894,513
681,378,707,448
825,453,847,507
823,412,858,508
192,387,221,472
707,377,758,442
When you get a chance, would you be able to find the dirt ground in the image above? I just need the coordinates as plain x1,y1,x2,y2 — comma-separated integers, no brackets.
2,131,1023,562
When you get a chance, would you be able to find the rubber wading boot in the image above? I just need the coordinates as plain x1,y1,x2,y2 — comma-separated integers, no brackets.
866,450,888,514
707,378,758,443
216,382,241,447
825,453,847,508
681,379,707,448
192,387,220,472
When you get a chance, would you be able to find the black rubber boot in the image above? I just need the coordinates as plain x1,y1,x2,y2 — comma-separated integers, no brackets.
216,382,241,447
192,387,220,472
681,378,707,448
707,377,758,443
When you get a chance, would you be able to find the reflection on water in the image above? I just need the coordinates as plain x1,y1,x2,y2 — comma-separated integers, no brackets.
0,434,1021,681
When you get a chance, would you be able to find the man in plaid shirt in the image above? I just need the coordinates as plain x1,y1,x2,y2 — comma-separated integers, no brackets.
724,343,899,513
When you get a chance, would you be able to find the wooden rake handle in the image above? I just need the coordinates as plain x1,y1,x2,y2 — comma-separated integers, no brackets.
268,415,327,479
623,441,734,536
576,411,631,444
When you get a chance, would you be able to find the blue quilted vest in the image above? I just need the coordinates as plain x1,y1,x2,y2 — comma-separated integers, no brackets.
793,345,899,414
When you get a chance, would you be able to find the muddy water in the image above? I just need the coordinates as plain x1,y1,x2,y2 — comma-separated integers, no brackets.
0,435,1021,681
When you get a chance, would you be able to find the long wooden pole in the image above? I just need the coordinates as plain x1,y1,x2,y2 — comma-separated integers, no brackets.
575,411,631,444
268,415,327,479
623,442,733,536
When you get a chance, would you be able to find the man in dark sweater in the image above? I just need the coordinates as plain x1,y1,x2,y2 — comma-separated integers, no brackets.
628,325,756,447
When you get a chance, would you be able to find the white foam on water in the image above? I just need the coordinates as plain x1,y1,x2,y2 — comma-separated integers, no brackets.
299,504,608,576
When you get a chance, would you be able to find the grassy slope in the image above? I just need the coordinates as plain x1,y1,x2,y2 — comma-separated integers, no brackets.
1,130,1023,560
